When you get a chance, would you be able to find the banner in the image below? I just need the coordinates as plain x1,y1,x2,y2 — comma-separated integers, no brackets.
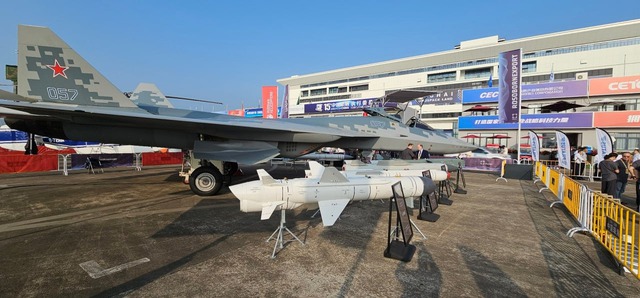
595,128,613,162
589,75,640,96
556,130,571,169
261,86,278,119
417,89,462,105
458,113,593,130
227,109,244,116
245,107,281,118
594,111,640,127
498,49,521,123
281,85,289,119
303,98,376,114
462,80,589,104
529,130,540,162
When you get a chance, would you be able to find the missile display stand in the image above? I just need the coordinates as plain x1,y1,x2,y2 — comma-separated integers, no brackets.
267,209,304,259
453,163,468,194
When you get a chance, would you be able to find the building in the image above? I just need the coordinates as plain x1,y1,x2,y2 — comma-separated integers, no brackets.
277,19,640,152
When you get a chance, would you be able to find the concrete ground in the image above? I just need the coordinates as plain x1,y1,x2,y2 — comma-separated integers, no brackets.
0,164,639,297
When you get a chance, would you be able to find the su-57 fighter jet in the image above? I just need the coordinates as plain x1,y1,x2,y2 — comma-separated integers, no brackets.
0,25,476,196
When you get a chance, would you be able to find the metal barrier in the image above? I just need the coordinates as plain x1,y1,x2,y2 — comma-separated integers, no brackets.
592,192,640,278
547,168,563,198
535,163,640,279
567,185,593,237
555,175,582,219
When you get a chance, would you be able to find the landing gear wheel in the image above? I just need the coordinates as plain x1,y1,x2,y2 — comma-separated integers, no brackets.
189,166,223,196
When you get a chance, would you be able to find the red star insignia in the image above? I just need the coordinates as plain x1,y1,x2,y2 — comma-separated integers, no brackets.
47,59,69,78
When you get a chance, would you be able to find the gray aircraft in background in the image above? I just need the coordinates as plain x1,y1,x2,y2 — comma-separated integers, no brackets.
0,25,476,196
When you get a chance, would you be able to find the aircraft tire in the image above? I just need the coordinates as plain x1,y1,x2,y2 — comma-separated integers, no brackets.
189,166,223,196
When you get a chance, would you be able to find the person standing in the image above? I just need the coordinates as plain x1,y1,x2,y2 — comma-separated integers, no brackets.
416,144,430,159
400,143,416,160
573,147,588,178
633,148,640,162
615,152,635,199
631,157,640,211
600,153,619,197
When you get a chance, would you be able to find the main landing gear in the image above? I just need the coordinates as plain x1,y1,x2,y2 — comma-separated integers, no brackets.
181,151,239,196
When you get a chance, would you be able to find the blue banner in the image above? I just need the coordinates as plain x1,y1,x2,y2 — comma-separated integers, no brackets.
303,98,377,114
462,80,589,104
458,113,593,130
498,49,521,123
245,107,282,118
529,130,540,161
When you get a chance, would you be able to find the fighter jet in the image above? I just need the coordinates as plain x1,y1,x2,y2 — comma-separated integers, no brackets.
0,25,476,196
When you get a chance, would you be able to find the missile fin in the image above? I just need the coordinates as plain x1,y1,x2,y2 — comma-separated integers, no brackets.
317,199,350,226
256,169,277,185
261,201,286,220
306,161,325,178
319,167,350,183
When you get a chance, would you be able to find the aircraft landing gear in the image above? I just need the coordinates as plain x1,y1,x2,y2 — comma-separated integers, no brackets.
189,166,223,196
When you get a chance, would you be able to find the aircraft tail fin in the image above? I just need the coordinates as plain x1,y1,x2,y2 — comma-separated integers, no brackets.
17,25,137,108
305,161,326,178
129,83,174,108
261,201,285,220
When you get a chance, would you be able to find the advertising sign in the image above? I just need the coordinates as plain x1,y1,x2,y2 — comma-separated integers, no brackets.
245,107,281,118
589,75,640,96
594,111,640,127
261,86,278,119
303,98,376,114
595,128,613,162
498,49,521,123
556,130,571,170
419,89,463,105
228,109,244,116
281,85,289,119
463,80,589,104
458,113,593,130
529,130,540,162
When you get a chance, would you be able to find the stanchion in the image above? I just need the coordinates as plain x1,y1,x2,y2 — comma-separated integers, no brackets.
496,159,507,182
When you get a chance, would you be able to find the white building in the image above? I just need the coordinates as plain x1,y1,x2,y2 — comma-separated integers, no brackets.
277,19,640,152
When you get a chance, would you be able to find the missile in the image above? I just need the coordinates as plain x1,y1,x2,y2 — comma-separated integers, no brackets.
305,161,450,181
229,163,437,227
343,159,457,172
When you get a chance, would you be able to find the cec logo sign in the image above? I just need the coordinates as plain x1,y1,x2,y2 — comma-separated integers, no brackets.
590,75,640,96
480,91,499,98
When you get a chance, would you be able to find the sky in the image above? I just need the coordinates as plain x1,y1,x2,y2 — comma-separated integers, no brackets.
0,1,638,112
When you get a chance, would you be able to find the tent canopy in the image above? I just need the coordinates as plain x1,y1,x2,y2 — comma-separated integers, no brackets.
464,105,495,112
540,100,584,112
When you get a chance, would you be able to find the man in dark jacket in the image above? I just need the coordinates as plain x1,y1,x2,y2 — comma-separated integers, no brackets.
400,143,416,160
416,144,430,159
615,152,633,199
600,153,619,197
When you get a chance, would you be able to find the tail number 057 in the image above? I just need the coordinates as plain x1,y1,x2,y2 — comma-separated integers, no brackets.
47,87,78,101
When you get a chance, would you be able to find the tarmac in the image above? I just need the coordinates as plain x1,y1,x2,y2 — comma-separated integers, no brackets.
0,163,639,297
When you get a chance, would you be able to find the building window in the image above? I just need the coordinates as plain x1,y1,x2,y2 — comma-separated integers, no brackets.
338,87,348,93
349,84,369,92
328,87,339,94
463,67,491,79
522,61,537,73
301,90,309,97
612,133,640,152
420,112,462,119
310,88,327,96
428,71,456,83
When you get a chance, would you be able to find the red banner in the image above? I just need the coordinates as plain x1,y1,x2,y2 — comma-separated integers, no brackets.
228,109,244,117
141,152,183,166
261,86,278,119
594,111,640,127
589,75,640,96
0,154,58,173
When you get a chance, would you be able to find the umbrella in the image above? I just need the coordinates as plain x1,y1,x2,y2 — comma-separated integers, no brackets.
461,134,481,139
464,105,495,112
486,134,511,139
540,100,584,112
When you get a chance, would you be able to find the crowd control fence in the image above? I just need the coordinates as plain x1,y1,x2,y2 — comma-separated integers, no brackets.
533,161,640,279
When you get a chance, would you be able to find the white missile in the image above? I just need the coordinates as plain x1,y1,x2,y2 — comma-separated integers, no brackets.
305,161,450,181
229,164,437,227
343,159,452,172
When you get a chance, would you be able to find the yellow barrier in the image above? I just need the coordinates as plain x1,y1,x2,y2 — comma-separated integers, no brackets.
539,163,548,185
548,168,562,197
535,161,542,178
562,175,582,220
592,192,640,278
